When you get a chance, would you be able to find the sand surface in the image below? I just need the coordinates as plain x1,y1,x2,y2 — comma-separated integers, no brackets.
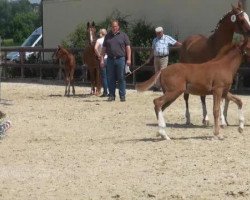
0,81,249,200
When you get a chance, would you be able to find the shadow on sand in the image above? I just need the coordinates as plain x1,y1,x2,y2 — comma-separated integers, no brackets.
146,122,211,129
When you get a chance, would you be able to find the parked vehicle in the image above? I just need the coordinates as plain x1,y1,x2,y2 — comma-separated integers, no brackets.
6,27,42,62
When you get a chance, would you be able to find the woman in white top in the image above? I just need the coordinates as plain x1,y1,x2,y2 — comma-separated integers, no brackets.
94,28,109,97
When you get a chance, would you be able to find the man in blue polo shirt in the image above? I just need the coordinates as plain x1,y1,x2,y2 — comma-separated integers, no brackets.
100,20,131,102
148,26,182,91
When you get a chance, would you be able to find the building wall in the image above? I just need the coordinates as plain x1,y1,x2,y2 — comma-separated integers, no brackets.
43,0,245,48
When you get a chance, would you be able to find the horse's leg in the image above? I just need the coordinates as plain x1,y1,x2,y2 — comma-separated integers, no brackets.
225,93,244,133
96,67,102,96
201,96,209,126
64,69,69,96
67,75,70,96
184,93,191,125
154,91,182,140
223,98,230,126
89,68,95,94
71,68,75,96
213,89,223,139
220,99,227,128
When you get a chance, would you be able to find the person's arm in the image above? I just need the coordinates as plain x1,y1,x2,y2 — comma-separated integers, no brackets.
126,45,131,66
94,41,101,59
100,46,106,68
146,49,154,64
174,41,182,47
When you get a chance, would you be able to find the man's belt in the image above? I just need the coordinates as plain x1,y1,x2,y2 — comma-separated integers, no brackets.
108,56,125,59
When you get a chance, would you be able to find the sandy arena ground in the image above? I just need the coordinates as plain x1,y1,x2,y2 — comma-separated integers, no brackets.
0,81,249,200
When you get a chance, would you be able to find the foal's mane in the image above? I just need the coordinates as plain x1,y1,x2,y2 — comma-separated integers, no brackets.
60,46,71,55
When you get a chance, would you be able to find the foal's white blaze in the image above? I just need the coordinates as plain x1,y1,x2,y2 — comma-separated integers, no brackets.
157,110,170,140
90,33,93,43
243,12,250,26
238,108,244,132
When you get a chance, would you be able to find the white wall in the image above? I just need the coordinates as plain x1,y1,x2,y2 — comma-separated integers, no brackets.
43,0,243,48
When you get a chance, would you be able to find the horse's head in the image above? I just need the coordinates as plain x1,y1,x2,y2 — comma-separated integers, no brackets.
87,21,97,45
53,45,67,63
230,1,250,36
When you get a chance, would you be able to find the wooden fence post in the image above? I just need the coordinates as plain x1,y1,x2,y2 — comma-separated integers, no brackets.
20,50,25,78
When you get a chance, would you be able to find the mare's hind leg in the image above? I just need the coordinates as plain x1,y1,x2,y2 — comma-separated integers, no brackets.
225,93,244,133
201,96,209,126
184,93,191,125
96,67,102,96
88,68,95,94
154,91,183,140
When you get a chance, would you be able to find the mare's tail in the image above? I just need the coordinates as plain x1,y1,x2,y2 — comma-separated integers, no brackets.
135,71,161,92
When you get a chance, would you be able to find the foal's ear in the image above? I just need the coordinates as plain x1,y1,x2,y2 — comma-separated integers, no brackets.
92,21,95,27
238,1,243,10
87,22,90,28
231,4,237,11
58,45,61,49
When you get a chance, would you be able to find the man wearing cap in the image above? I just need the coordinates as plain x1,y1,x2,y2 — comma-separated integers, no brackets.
148,26,182,91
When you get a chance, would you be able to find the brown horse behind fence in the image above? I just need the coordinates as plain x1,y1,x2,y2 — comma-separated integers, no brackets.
82,21,101,95
136,39,250,140
179,1,250,126
54,45,76,96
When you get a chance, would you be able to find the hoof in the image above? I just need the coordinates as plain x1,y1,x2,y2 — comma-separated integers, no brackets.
238,127,244,133
161,134,171,140
202,119,209,126
213,135,224,140
220,124,227,129
156,132,160,137
157,129,171,140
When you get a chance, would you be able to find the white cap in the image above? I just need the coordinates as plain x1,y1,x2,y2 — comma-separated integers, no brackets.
155,26,163,32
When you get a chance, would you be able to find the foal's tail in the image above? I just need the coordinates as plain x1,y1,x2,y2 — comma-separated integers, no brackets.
135,71,161,92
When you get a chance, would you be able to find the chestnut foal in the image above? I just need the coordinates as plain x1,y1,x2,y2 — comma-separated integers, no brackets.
54,45,76,96
136,40,249,140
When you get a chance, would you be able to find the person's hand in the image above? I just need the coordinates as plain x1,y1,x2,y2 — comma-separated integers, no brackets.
100,59,105,68
126,59,131,66
125,64,132,74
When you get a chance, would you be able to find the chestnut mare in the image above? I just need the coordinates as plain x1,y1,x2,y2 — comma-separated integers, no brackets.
179,2,250,126
82,21,102,95
54,45,76,96
136,39,250,140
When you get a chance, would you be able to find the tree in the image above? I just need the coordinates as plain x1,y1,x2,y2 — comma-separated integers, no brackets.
0,0,12,38
0,0,41,44
11,12,39,43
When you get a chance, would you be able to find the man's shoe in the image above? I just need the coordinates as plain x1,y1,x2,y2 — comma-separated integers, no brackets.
100,93,108,97
120,96,126,102
107,96,115,101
